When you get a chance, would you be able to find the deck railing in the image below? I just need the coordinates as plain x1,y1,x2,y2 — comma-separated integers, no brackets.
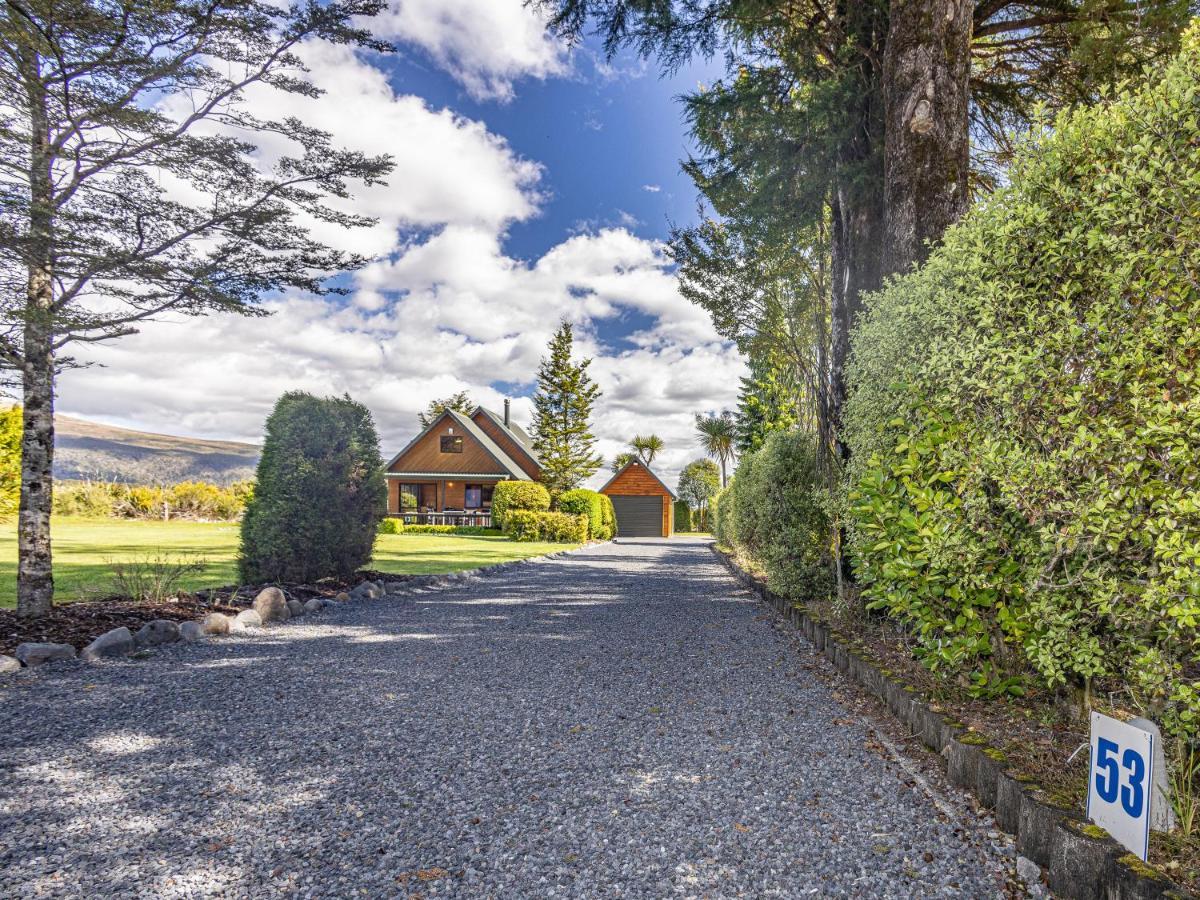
393,511,493,528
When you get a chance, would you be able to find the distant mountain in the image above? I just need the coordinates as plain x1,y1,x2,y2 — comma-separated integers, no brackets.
54,415,259,485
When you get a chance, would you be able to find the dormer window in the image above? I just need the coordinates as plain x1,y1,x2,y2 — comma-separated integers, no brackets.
440,435,463,453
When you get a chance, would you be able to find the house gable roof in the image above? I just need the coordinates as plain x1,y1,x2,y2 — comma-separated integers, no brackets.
473,406,540,464
385,409,531,481
599,460,678,498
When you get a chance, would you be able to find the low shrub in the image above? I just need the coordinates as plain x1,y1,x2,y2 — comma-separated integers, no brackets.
491,481,551,530
720,430,830,599
674,500,692,532
600,493,616,538
843,29,1200,739
557,488,612,540
378,517,404,535
109,552,207,603
401,524,502,536
53,479,252,521
504,509,588,543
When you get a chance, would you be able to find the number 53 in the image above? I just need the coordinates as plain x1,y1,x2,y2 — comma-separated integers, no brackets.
1095,737,1146,818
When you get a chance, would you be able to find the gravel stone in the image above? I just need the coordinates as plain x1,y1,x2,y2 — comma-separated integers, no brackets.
81,627,135,662
0,539,1015,897
135,619,181,647
13,641,75,667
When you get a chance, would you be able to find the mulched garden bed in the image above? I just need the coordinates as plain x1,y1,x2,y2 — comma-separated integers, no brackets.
0,570,412,656
724,548,1199,891
810,600,1199,890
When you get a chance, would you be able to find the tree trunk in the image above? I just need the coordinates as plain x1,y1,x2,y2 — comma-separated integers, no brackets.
829,0,887,463
882,0,972,275
17,47,56,619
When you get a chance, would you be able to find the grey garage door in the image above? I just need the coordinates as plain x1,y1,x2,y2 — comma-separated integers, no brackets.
610,495,661,537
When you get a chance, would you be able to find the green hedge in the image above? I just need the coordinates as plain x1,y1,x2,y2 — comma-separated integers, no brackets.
378,519,502,537
491,481,550,530
557,488,613,539
717,430,830,600
504,510,588,543
673,500,692,532
844,30,1200,737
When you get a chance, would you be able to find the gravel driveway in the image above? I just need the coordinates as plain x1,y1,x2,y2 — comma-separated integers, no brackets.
1,538,1016,898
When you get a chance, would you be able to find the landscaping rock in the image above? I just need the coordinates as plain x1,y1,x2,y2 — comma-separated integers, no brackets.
335,591,351,603
253,587,290,623
135,619,181,648
286,599,304,618
179,621,204,642
14,642,76,668
235,609,263,629
0,655,20,674
304,598,323,614
82,627,135,662
350,580,382,601
201,612,231,636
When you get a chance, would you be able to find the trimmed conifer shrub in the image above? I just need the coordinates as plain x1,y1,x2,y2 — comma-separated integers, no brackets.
673,500,692,532
239,392,385,583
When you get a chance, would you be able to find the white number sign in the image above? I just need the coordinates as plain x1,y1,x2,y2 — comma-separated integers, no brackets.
1087,711,1154,860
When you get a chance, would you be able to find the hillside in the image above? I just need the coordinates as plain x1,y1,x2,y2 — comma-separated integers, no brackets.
54,415,259,485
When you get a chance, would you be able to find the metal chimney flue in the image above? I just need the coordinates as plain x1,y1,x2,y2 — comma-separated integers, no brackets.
503,399,510,428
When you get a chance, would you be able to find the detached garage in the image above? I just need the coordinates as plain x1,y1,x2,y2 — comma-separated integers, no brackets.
600,461,676,538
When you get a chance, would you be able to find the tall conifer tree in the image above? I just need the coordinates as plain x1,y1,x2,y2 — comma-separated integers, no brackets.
531,323,602,496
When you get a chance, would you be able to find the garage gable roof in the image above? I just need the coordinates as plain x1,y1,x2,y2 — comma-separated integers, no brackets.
599,460,677,499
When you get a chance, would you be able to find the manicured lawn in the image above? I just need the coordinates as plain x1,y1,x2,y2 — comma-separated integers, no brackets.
0,518,576,608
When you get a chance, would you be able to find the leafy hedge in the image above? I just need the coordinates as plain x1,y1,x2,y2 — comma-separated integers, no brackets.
53,479,252,521
674,500,692,533
844,31,1200,737
504,509,589,543
712,429,831,600
491,481,550,530
557,488,614,539
240,392,385,583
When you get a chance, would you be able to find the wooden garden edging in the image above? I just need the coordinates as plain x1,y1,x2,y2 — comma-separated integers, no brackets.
711,545,1196,900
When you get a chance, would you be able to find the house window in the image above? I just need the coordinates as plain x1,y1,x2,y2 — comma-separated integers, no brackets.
465,484,493,509
399,484,420,511
440,435,463,453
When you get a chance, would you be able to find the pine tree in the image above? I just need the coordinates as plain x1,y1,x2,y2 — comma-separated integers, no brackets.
531,323,602,496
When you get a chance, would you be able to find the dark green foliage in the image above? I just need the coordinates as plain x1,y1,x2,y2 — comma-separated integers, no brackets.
239,392,385,584
845,33,1200,739
490,481,551,530
558,488,613,540
417,392,474,428
531,323,603,495
504,510,589,543
673,500,692,532
716,430,831,600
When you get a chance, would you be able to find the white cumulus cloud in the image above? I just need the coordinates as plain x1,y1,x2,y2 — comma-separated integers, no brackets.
376,0,569,102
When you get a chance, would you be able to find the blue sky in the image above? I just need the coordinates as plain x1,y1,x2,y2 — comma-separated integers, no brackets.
59,1,744,486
